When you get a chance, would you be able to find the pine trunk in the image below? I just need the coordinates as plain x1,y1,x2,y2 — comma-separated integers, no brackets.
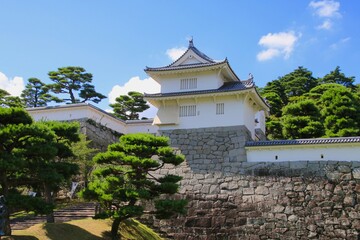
0,172,9,197
44,184,55,223
111,218,122,240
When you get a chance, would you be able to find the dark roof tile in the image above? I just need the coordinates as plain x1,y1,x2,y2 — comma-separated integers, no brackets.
145,61,226,72
246,137,360,147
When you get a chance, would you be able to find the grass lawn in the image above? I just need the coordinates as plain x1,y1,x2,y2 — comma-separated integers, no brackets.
2,218,163,240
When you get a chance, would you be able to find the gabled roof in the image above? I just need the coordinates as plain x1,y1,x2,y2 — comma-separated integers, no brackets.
170,38,216,65
144,39,240,81
245,136,360,147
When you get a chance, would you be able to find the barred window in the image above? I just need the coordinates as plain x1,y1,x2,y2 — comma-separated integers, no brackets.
180,78,197,90
216,103,224,115
179,105,196,117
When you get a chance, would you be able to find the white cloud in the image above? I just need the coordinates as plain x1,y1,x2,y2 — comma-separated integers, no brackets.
310,1,341,30
330,37,351,50
317,19,332,30
257,31,299,61
340,37,351,43
309,0,341,18
257,49,281,61
0,72,24,96
166,47,187,61
108,76,160,118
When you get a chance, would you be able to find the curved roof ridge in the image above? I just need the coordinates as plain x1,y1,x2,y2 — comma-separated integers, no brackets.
145,60,228,72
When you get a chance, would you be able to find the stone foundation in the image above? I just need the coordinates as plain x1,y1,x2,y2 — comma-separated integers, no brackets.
78,118,122,151
147,126,360,239
160,126,252,173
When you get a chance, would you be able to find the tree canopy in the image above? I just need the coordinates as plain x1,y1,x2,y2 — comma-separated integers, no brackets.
81,133,187,240
48,66,106,104
110,91,150,120
319,66,355,89
261,66,359,139
21,78,62,107
0,89,23,108
0,107,81,229
281,100,324,139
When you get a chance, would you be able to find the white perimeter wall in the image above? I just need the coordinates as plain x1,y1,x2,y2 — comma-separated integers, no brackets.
246,144,360,162
125,121,158,134
27,105,158,135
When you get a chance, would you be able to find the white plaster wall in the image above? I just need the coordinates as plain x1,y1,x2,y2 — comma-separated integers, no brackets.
246,145,360,162
255,111,266,134
27,105,158,135
153,100,179,125
125,121,158,134
158,95,247,132
243,100,256,139
159,72,223,93
30,107,89,122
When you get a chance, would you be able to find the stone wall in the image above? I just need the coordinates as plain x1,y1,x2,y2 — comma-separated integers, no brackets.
159,126,252,173
148,126,360,239
78,118,122,151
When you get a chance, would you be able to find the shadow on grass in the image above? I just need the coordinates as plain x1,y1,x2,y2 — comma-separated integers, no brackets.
44,223,103,240
2,236,38,240
101,219,161,240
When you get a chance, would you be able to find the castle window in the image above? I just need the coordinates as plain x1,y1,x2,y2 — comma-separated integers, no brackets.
216,103,224,115
180,78,197,90
179,105,196,117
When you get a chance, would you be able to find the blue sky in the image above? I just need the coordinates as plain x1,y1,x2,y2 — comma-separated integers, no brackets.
1,1,359,117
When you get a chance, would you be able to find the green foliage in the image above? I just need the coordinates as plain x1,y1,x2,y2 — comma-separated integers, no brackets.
48,66,106,104
110,91,150,120
0,107,81,225
265,116,283,140
7,192,53,215
262,79,288,105
0,107,33,126
318,66,355,89
0,89,24,108
81,133,186,239
281,100,324,139
69,134,98,186
319,86,360,137
261,66,359,140
280,66,318,97
21,78,62,108
262,92,283,117
79,83,107,104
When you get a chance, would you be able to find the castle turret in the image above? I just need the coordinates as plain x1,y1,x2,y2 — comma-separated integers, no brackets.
144,39,269,140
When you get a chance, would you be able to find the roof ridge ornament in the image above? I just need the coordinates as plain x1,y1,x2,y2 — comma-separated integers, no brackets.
189,37,194,48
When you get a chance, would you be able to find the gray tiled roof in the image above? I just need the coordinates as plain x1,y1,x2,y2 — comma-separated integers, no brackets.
246,137,360,147
144,81,253,98
145,60,226,72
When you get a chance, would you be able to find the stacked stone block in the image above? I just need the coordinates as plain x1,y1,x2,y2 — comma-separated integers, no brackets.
149,126,360,239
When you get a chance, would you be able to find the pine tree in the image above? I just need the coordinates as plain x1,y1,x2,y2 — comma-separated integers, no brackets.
81,133,187,240
281,100,324,139
48,66,106,104
110,91,150,120
21,78,62,107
